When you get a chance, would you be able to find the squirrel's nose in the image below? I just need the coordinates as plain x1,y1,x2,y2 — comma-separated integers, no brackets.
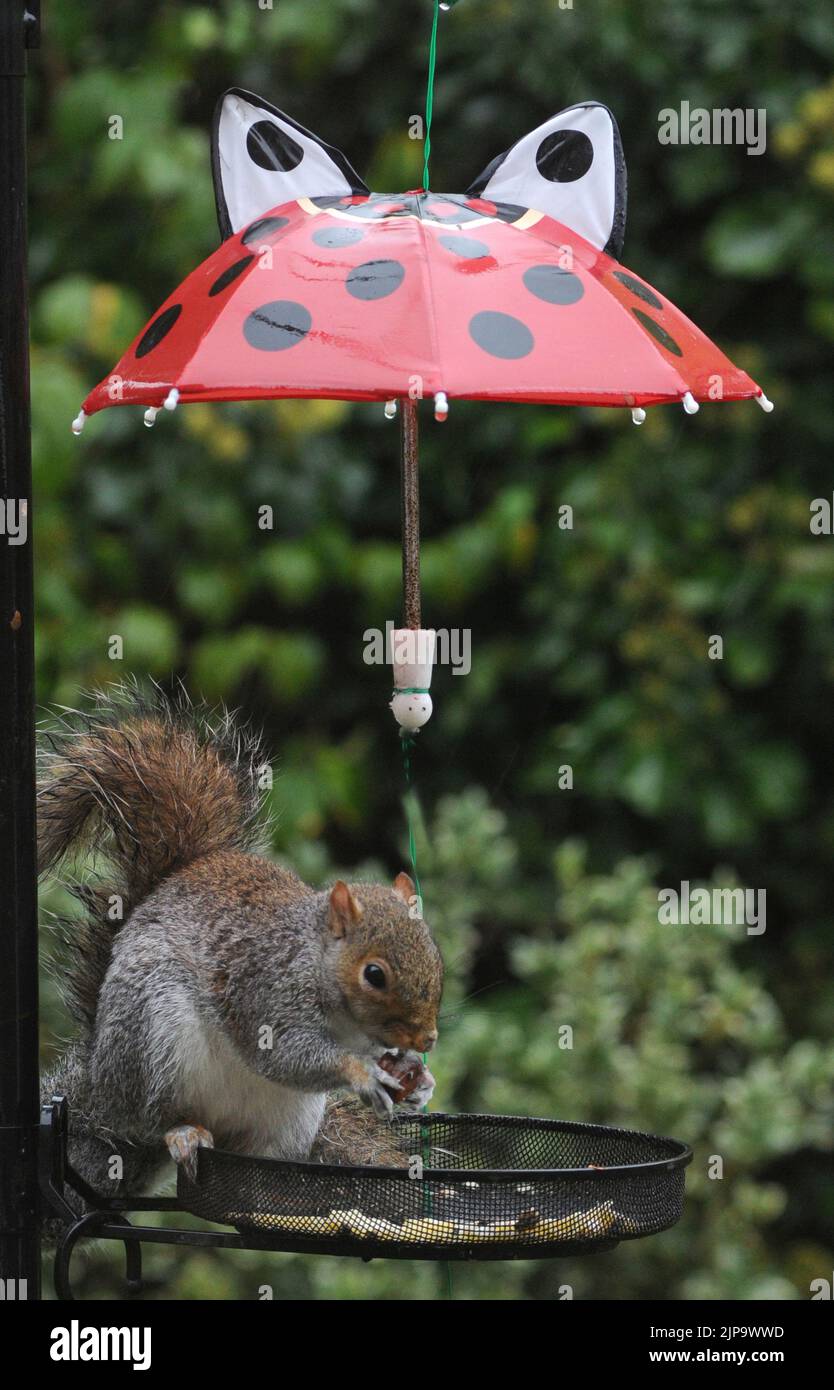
418,1031,438,1053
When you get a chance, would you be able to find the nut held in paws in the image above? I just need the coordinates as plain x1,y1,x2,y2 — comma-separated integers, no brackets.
377,1052,425,1103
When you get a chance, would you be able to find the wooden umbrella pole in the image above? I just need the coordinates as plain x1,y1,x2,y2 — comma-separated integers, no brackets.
400,397,421,630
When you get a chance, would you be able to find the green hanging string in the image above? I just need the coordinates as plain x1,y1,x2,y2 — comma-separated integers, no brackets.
400,733,432,1173
400,732,424,912
422,0,440,191
400,735,454,1300
407,0,461,1272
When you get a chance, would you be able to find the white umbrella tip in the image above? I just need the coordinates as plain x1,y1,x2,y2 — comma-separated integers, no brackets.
384,399,398,420
631,407,646,426
434,391,449,422
682,391,700,415
756,392,775,413
71,409,87,436
163,388,180,411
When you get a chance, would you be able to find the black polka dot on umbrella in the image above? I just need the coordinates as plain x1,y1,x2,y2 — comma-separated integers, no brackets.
421,195,484,225
369,201,409,217
613,271,663,310
346,259,405,300
469,310,534,359
312,225,366,248
241,215,289,245
523,264,584,305
209,255,255,296
439,234,491,259
246,120,304,172
426,200,465,220
311,194,358,210
244,300,312,351
631,308,683,357
135,304,182,358
339,196,412,221
491,201,530,224
536,129,594,182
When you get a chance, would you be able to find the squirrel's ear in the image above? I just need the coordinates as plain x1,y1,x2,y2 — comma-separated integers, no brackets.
392,872,415,905
328,880,364,939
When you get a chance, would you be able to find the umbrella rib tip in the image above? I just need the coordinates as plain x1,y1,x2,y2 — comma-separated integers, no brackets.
71,409,87,436
434,391,449,422
631,407,647,426
682,391,700,415
163,388,180,412
756,392,775,413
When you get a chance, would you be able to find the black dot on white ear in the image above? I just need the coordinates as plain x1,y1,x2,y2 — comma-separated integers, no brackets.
247,120,304,172
536,129,594,183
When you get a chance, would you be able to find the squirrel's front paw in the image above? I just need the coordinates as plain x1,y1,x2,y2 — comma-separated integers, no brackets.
377,1051,436,1109
165,1123,215,1183
397,1058,436,1111
356,1064,396,1120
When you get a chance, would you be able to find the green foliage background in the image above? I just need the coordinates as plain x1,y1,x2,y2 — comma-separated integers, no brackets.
32,0,834,1299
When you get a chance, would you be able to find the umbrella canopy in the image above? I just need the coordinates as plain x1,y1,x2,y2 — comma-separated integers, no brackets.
76,90,767,427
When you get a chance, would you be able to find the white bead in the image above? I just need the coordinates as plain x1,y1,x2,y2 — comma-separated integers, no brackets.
682,391,700,414
390,691,433,732
144,407,159,428
71,409,86,436
756,392,774,413
163,388,180,411
434,391,449,422
631,407,646,426
384,400,398,419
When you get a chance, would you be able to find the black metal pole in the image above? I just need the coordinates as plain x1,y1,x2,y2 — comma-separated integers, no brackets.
400,398,421,629
0,0,41,1299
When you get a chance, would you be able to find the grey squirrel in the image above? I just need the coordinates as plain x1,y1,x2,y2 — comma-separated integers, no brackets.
39,684,443,1221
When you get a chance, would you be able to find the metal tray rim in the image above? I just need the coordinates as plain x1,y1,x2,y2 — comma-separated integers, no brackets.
188,1111,694,1186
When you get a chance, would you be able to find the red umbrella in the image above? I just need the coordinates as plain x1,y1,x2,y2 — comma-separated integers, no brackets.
72,88,773,731
76,91,769,427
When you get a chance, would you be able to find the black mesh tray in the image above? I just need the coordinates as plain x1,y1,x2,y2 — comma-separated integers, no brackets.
177,1113,692,1261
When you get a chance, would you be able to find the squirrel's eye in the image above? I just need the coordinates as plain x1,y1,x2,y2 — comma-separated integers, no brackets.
363,963,387,990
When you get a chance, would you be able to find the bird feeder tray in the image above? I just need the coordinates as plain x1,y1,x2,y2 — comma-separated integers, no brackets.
177,1113,692,1261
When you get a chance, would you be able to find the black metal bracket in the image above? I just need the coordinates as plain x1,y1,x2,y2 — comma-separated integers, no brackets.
0,0,42,1299
39,1097,279,1300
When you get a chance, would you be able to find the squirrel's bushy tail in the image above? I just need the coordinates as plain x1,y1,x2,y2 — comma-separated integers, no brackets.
39,680,267,1028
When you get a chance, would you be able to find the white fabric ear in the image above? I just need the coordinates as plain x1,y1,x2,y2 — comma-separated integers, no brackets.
467,102,627,258
212,88,369,238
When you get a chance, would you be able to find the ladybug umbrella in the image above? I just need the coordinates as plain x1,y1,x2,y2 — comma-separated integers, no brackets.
72,86,773,729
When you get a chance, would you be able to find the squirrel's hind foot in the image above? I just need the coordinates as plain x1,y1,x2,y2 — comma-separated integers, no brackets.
164,1123,215,1183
